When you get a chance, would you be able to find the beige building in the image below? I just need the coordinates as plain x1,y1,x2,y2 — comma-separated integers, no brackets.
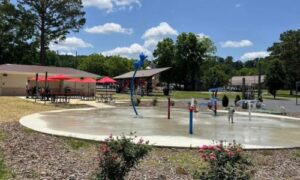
0,64,99,96
230,75,265,87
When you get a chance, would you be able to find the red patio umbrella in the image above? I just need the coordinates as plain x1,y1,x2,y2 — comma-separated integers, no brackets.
97,76,116,84
97,76,116,95
30,76,59,82
66,78,83,94
82,78,96,96
82,77,96,83
67,78,82,83
48,74,72,93
48,74,72,80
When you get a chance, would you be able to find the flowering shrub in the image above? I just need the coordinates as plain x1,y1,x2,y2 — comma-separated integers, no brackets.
95,133,152,180
194,141,252,180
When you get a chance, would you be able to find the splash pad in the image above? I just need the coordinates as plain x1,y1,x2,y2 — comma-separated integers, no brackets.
20,107,300,149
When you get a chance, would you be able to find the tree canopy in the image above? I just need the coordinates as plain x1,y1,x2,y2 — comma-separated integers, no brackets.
265,59,286,99
153,38,175,88
0,0,37,64
17,0,86,65
268,29,300,94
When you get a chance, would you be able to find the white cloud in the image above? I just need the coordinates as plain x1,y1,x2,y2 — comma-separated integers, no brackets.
101,22,178,59
143,38,160,49
142,22,178,39
85,23,133,34
221,40,253,48
83,0,113,11
197,33,210,39
82,0,141,12
101,43,151,59
114,0,141,7
60,52,76,56
240,51,270,61
142,22,178,50
235,3,241,8
49,37,93,53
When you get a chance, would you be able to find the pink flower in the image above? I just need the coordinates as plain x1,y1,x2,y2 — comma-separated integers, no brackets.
208,145,215,150
100,145,110,153
227,152,235,157
201,154,207,160
202,145,208,150
209,156,216,161
215,147,221,152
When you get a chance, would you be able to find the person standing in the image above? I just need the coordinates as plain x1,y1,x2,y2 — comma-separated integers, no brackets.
228,106,235,123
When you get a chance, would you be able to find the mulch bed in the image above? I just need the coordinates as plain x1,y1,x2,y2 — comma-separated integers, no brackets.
0,122,98,179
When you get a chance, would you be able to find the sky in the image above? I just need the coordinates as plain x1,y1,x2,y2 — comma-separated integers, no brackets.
47,0,300,61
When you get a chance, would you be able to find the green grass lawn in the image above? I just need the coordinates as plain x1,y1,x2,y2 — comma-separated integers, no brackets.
115,89,296,101
115,91,241,100
262,89,296,100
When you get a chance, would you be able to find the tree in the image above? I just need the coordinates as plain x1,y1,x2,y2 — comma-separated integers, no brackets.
233,60,244,70
77,54,134,77
0,0,37,64
265,59,286,99
175,32,215,90
203,65,229,89
268,30,300,94
18,0,86,65
153,38,175,89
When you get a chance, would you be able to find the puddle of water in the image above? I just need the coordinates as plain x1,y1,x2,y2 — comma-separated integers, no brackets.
41,107,300,147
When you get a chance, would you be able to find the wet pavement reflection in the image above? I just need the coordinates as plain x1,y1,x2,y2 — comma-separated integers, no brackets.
41,107,300,147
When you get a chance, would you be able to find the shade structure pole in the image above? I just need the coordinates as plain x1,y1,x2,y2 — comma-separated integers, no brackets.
44,72,48,89
35,73,38,103
44,72,48,104
131,70,138,116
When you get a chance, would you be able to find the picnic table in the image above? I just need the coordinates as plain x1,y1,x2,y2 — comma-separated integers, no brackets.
49,93,71,103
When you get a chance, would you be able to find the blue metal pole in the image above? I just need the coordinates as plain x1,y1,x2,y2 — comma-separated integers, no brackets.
130,70,138,116
189,109,193,134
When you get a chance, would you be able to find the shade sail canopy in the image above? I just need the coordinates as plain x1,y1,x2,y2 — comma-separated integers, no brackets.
48,74,72,80
97,76,116,84
30,76,59,82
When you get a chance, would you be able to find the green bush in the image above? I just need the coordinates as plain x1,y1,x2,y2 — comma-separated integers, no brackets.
194,141,252,180
136,97,141,106
234,95,241,106
222,95,229,107
151,98,158,106
258,95,263,102
95,133,152,180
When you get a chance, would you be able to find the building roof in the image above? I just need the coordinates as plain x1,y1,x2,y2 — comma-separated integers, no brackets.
114,67,171,79
230,75,265,86
0,64,99,78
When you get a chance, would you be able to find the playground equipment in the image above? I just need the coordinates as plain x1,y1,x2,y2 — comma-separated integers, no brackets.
236,100,260,121
297,81,300,105
208,88,223,115
189,98,196,134
130,53,147,116
167,97,171,119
